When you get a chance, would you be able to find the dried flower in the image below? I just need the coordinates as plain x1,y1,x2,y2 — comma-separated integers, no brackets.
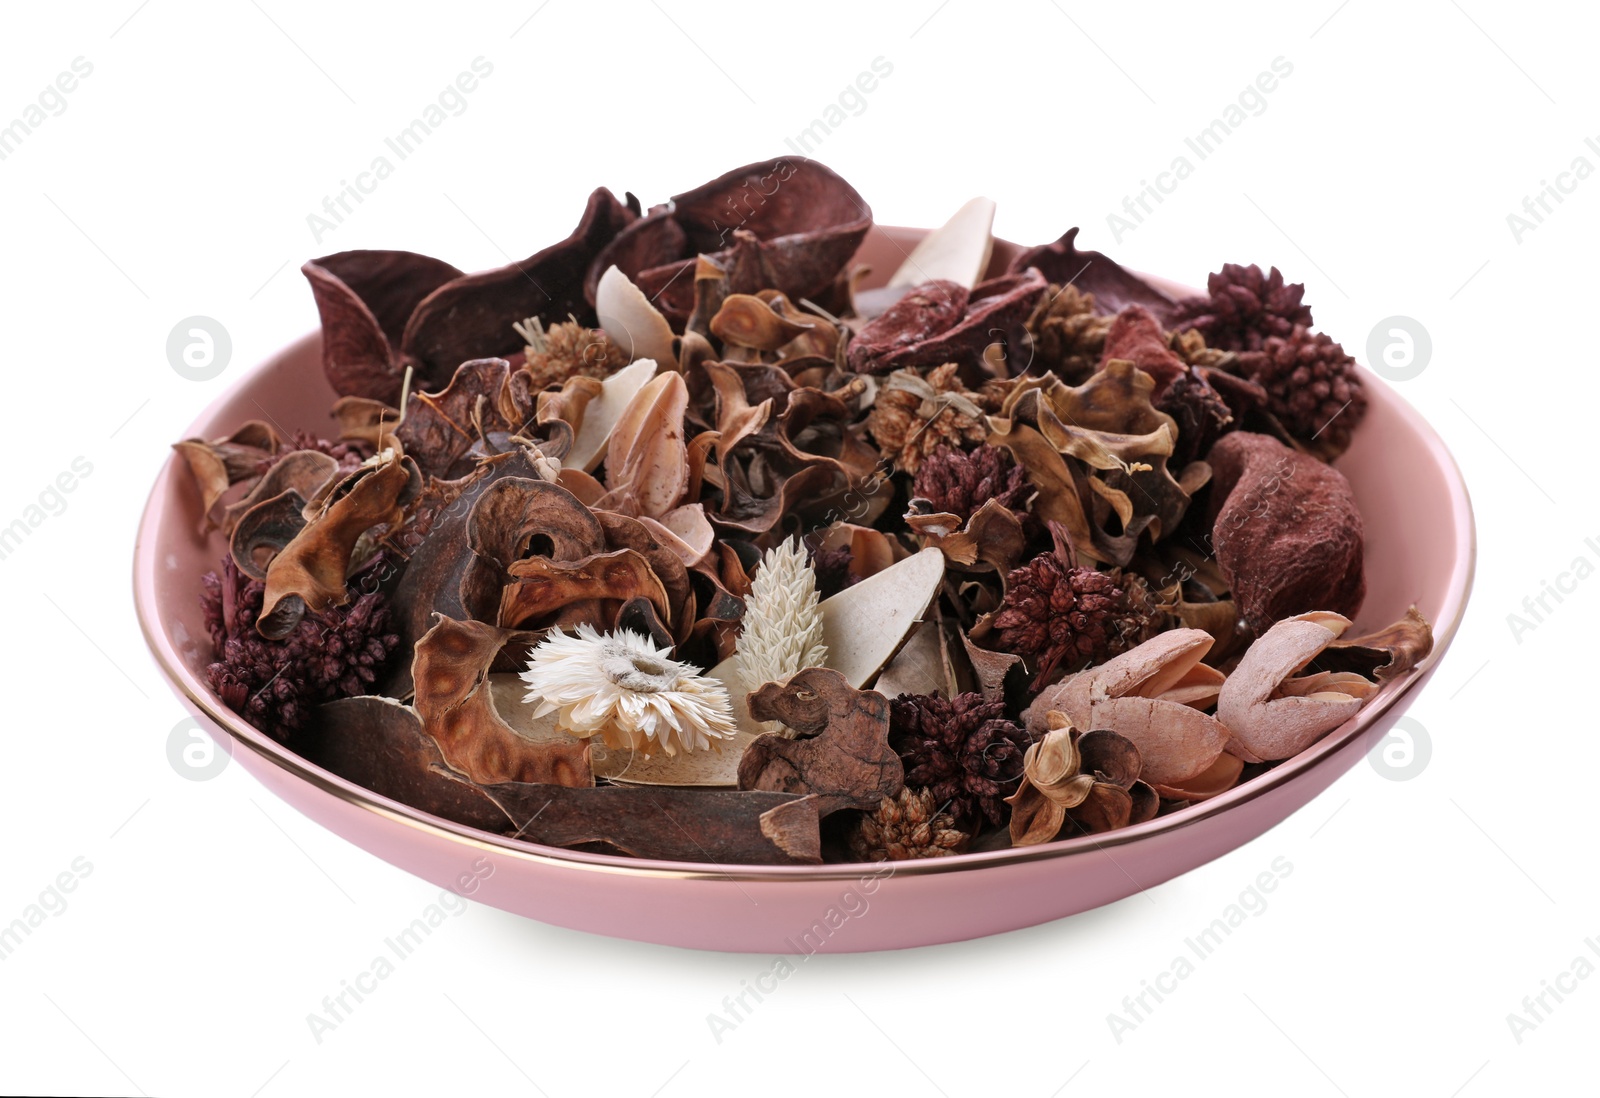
1169,328,1234,371
1234,325,1368,456
1154,368,1235,467
735,539,828,736
991,542,1158,686
201,555,401,739
866,363,989,473
1025,283,1111,383
1005,714,1157,844
888,691,1031,830
847,788,969,861
520,624,736,756
1172,263,1313,352
910,443,1029,523
514,315,630,391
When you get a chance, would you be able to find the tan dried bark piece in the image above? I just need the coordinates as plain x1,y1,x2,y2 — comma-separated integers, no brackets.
311,696,818,864
604,370,689,518
1217,612,1377,762
818,547,945,686
737,668,903,817
595,265,678,367
412,616,592,787
875,619,954,700
558,357,658,473
1026,629,1230,785
888,197,996,290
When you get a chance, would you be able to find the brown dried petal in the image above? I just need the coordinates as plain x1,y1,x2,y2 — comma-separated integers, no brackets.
171,420,282,532
710,293,816,352
1311,605,1434,682
220,450,340,537
301,250,464,402
460,477,606,621
594,158,871,325
1006,227,1177,325
400,187,638,387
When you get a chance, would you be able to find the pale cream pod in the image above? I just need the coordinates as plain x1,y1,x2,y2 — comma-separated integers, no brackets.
1216,612,1380,762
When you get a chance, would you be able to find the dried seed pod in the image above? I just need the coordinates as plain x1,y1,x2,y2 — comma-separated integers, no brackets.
1216,612,1378,761
1026,630,1229,786
1207,431,1365,631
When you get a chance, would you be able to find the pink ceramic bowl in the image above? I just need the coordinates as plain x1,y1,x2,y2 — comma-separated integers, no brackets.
134,227,1474,953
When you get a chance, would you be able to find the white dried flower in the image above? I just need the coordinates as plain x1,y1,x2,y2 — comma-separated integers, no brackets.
520,624,736,757
735,538,828,736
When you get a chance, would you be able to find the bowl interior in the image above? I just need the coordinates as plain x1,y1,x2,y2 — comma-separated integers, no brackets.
137,226,1474,878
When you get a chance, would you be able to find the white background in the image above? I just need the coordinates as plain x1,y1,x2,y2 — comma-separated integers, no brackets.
0,1,1593,1095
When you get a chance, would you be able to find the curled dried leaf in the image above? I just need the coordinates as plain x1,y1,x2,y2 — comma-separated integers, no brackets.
498,548,671,631
172,421,282,532
259,449,420,638
710,293,816,352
